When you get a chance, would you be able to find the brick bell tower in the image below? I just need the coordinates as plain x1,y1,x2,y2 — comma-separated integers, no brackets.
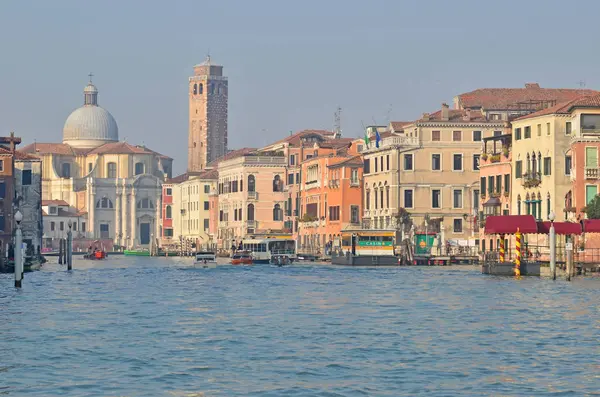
188,55,228,172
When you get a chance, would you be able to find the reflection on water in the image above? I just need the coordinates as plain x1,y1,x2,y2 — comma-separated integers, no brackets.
1,259,600,396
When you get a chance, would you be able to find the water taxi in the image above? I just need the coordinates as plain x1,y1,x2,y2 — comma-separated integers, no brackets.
194,251,218,268
241,237,296,264
231,251,253,265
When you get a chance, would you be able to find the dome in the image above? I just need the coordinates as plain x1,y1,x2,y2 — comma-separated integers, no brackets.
62,81,119,148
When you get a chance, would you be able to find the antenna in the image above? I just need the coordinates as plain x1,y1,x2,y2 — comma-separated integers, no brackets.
88,72,94,83
334,107,342,137
385,104,392,125
371,117,378,125
578,80,586,88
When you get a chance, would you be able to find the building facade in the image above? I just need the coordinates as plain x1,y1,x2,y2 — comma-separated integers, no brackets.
41,200,90,250
188,56,228,171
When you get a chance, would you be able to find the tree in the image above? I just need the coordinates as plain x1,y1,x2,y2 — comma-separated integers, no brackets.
394,208,413,232
583,195,600,219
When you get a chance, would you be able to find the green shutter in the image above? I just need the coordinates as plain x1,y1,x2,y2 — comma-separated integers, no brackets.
586,185,598,204
586,147,598,168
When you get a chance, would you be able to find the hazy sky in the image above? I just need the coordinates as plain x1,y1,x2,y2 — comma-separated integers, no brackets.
1,0,599,174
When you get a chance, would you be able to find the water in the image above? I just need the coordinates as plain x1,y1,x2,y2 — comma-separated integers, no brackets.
1,258,600,396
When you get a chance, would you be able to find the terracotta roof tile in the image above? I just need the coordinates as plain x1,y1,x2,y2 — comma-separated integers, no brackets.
328,155,363,168
265,129,337,148
457,84,598,110
20,141,171,159
390,121,412,131
513,93,600,121
167,169,219,185
20,143,78,156
0,145,40,160
206,147,256,168
42,199,69,206
418,109,487,122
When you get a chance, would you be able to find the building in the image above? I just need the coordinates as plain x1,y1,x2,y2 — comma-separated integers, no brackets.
162,170,218,250
14,149,43,254
41,200,89,251
297,148,363,254
21,79,172,249
188,56,228,171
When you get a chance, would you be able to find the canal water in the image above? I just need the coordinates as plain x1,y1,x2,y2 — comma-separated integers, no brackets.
1,258,599,396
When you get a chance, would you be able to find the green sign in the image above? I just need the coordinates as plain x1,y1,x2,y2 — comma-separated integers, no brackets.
358,241,393,247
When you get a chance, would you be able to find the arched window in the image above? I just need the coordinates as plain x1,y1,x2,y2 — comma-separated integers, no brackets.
107,162,117,178
166,205,172,219
193,83,197,95
198,83,203,94
547,193,551,219
247,204,255,221
366,189,370,210
517,195,522,215
273,204,283,221
273,175,283,192
61,163,71,178
374,188,378,209
209,83,215,95
248,175,256,192
96,197,114,209
531,153,537,177
137,198,153,209
135,162,145,176
240,179,243,192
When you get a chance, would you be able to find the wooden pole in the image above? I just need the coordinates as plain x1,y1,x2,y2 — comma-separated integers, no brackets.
515,229,521,277
58,239,63,265
499,234,505,263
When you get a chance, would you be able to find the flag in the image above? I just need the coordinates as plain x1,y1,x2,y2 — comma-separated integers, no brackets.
375,130,381,148
364,133,370,147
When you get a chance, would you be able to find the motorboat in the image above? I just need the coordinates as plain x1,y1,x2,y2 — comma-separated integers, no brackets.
194,251,218,268
84,250,107,260
231,251,253,265
270,254,292,266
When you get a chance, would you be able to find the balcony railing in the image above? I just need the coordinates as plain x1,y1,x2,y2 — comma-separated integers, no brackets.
329,179,339,188
247,191,258,200
521,171,541,188
247,220,256,228
585,167,600,179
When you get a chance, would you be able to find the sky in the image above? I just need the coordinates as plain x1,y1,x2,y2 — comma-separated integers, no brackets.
1,0,600,174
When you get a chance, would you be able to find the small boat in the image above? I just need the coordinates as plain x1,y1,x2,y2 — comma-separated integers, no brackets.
84,250,107,260
270,255,292,266
231,251,253,265
194,251,218,268
123,249,151,256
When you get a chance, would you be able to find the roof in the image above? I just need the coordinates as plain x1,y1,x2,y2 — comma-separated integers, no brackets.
418,109,487,123
20,141,170,159
167,169,218,184
484,215,538,234
206,147,256,168
457,84,598,110
42,199,69,206
390,121,412,131
265,129,337,148
536,221,581,235
314,138,354,149
87,141,170,158
327,155,363,168
513,93,600,121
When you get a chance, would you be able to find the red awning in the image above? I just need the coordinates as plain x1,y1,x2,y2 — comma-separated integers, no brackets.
583,219,600,233
484,215,538,235
536,221,582,235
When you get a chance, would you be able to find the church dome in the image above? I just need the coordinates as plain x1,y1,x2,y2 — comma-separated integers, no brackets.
63,81,119,148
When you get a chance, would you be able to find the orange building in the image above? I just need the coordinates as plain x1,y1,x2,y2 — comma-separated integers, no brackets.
297,143,363,254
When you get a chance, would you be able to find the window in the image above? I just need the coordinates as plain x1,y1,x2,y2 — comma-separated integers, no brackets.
404,189,414,208
480,177,486,195
22,170,32,185
72,222,77,231
136,198,153,209
432,154,441,171
350,169,359,185
453,219,463,233
166,188,172,196
273,204,283,221
488,176,494,194
504,174,510,193
61,163,71,178
404,154,413,171
135,162,144,175
496,175,502,194
494,131,502,137
288,174,294,185
0,160,3,171
452,154,463,171
363,159,370,174
350,205,360,224
537,124,542,137
82,222,86,232
543,157,551,175
60,221,64,231
50,222,55,231
248,175,256,192
474,189,480,209
202,219,209,231
515,128,522,140
329,206,340,221
566,122,572,135
386,186,390,208
164,228,174,237
96,197,114,209
204,185,210,194
100,224,109,239
432,131,440,141
202,201,209,210
357,145,363,152
586,147,598,168
586,185,598,204
473,131,482,141
0,182,4,199
516,160,523,178
432,189,441,208
453,189,462,209
565,155,572,175
107,162,117,178
366,190,370,210
524,126,531,139
375,158,378,172
166,205,172,219
473,154,480,171
546,123,551,136
380,156,384,171
453,131,461,141
290,155,296,166
247,204,255,221
386,155,390,170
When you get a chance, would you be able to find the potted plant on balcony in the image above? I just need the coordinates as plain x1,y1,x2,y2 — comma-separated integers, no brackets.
481,153,488,161
490,154,501,163
502,147,510,158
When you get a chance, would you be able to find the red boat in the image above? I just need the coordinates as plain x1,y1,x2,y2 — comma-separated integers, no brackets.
231,251,253,265
84,241,107,260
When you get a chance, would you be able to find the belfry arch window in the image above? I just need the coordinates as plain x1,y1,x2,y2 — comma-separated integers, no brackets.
96,197,114,209
137,198,154,210
198,83,203,94
61,163,71,179
135,162,145,176
193,83,197,95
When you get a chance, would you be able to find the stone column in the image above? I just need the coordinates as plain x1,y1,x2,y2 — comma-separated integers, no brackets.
122,183,129,247
130,189,137,247
155,193,161,245
115,186,122,246
89,179,96,239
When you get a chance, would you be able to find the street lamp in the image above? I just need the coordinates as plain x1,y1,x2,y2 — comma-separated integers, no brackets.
548,211,556,280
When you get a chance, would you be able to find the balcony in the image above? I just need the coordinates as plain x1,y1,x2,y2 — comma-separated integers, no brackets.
585,167,600,179
521,171,541,188
247,191,258,200
329,179,339,188
247,220,257,228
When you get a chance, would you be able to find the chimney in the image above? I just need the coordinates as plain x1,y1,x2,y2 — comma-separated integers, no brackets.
441,103,449,121
525,83,540,89
463,109,471,121
422,113,430,121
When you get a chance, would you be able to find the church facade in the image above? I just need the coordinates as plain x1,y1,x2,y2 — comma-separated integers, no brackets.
21,80,172,249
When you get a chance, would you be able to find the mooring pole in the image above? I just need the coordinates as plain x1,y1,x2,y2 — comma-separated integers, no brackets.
549,212,556,280
58,239,63,265
67,221,73,271
566,235,573,281
515,228,521,277
499,234,505,263
14,211,23,288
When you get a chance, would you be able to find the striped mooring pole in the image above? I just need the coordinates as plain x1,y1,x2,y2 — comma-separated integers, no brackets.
515,228,522,277
499,234,505,263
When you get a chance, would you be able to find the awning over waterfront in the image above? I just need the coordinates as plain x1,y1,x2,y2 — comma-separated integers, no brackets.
536,221,582,235
484,215,538,234
582,219,600,233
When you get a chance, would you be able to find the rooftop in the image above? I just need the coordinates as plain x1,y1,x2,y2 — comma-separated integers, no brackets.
513,93,600,121
20,141,170,159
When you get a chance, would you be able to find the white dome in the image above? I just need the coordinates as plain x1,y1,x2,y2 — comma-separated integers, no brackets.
62,82,119,148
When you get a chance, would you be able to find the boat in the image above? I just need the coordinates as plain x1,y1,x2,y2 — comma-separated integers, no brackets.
241,237,296,264
270,254,291,266
84,250,107,260
194,251,218,268
123,249,151,256
231,251,253,265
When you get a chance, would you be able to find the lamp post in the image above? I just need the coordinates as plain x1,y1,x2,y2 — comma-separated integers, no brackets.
67,219,73,270
549,211,556,280
14,210,23,288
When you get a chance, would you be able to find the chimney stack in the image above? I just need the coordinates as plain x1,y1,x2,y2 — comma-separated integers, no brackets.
422,113,430,121
463,109,471,121
525,83,540,89
441,103,449,121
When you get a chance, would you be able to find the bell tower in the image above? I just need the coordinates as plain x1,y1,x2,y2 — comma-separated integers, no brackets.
188,56,228,172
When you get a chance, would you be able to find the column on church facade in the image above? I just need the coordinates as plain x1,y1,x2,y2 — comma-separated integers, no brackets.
155,193,161,245
130,189,137,247
121,184,130,247
88,179,96,239
115,186,122,246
